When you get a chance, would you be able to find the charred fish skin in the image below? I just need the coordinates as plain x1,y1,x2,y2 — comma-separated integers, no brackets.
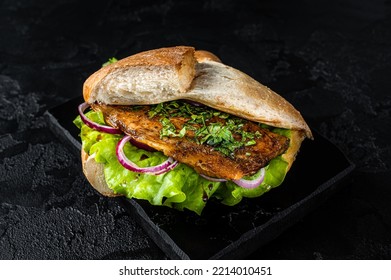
92,102,289,180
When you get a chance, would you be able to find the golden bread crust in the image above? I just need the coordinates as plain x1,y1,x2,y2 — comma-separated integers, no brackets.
187,61,313,139
83,46,196,103
83,46,312,138
281,130,306,171
194,50,222,63
81,149,120,197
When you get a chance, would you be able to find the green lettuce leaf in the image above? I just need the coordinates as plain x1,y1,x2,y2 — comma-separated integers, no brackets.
215,155,288,205
74,111,291,214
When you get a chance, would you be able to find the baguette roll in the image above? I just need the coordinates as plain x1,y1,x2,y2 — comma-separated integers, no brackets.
80,46,312,196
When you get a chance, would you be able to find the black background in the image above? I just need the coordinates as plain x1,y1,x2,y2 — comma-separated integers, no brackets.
1,0,390,259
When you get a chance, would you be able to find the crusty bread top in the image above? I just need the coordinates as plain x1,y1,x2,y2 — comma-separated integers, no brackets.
186,61,312,138
83,46,196,104
83,46,312,139
194,50,222,63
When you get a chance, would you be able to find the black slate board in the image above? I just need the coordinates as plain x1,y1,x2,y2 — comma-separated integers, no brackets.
45,97,355,259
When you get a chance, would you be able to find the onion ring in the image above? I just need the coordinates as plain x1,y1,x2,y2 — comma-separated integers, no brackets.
78,102,122,134
232,168,266,189
200,174,227,182
116,135,178,175
201,168,266,189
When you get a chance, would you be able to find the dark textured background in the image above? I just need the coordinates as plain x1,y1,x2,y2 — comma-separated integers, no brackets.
1,0,390,259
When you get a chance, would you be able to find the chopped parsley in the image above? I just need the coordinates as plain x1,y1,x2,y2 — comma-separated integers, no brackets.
102,57,118,67
160,117,187,138
148,100,263,158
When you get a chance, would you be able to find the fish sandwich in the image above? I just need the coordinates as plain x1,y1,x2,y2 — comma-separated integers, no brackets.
74,46,312,215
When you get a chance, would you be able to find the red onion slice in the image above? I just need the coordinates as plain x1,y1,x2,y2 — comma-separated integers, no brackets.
232,168,266,189
200,167,266,189
116,135,178,175
78,102,122,134
200,174,227,182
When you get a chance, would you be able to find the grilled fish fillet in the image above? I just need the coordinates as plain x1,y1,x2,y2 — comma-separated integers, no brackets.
92,103,290,180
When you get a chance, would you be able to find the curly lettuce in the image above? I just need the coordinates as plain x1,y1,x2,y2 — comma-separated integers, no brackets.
74,111,290,215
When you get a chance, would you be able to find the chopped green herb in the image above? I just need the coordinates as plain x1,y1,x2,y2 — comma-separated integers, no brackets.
245,139,257,146
149,101,263,157
102,57,118,67
160,118,177,138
